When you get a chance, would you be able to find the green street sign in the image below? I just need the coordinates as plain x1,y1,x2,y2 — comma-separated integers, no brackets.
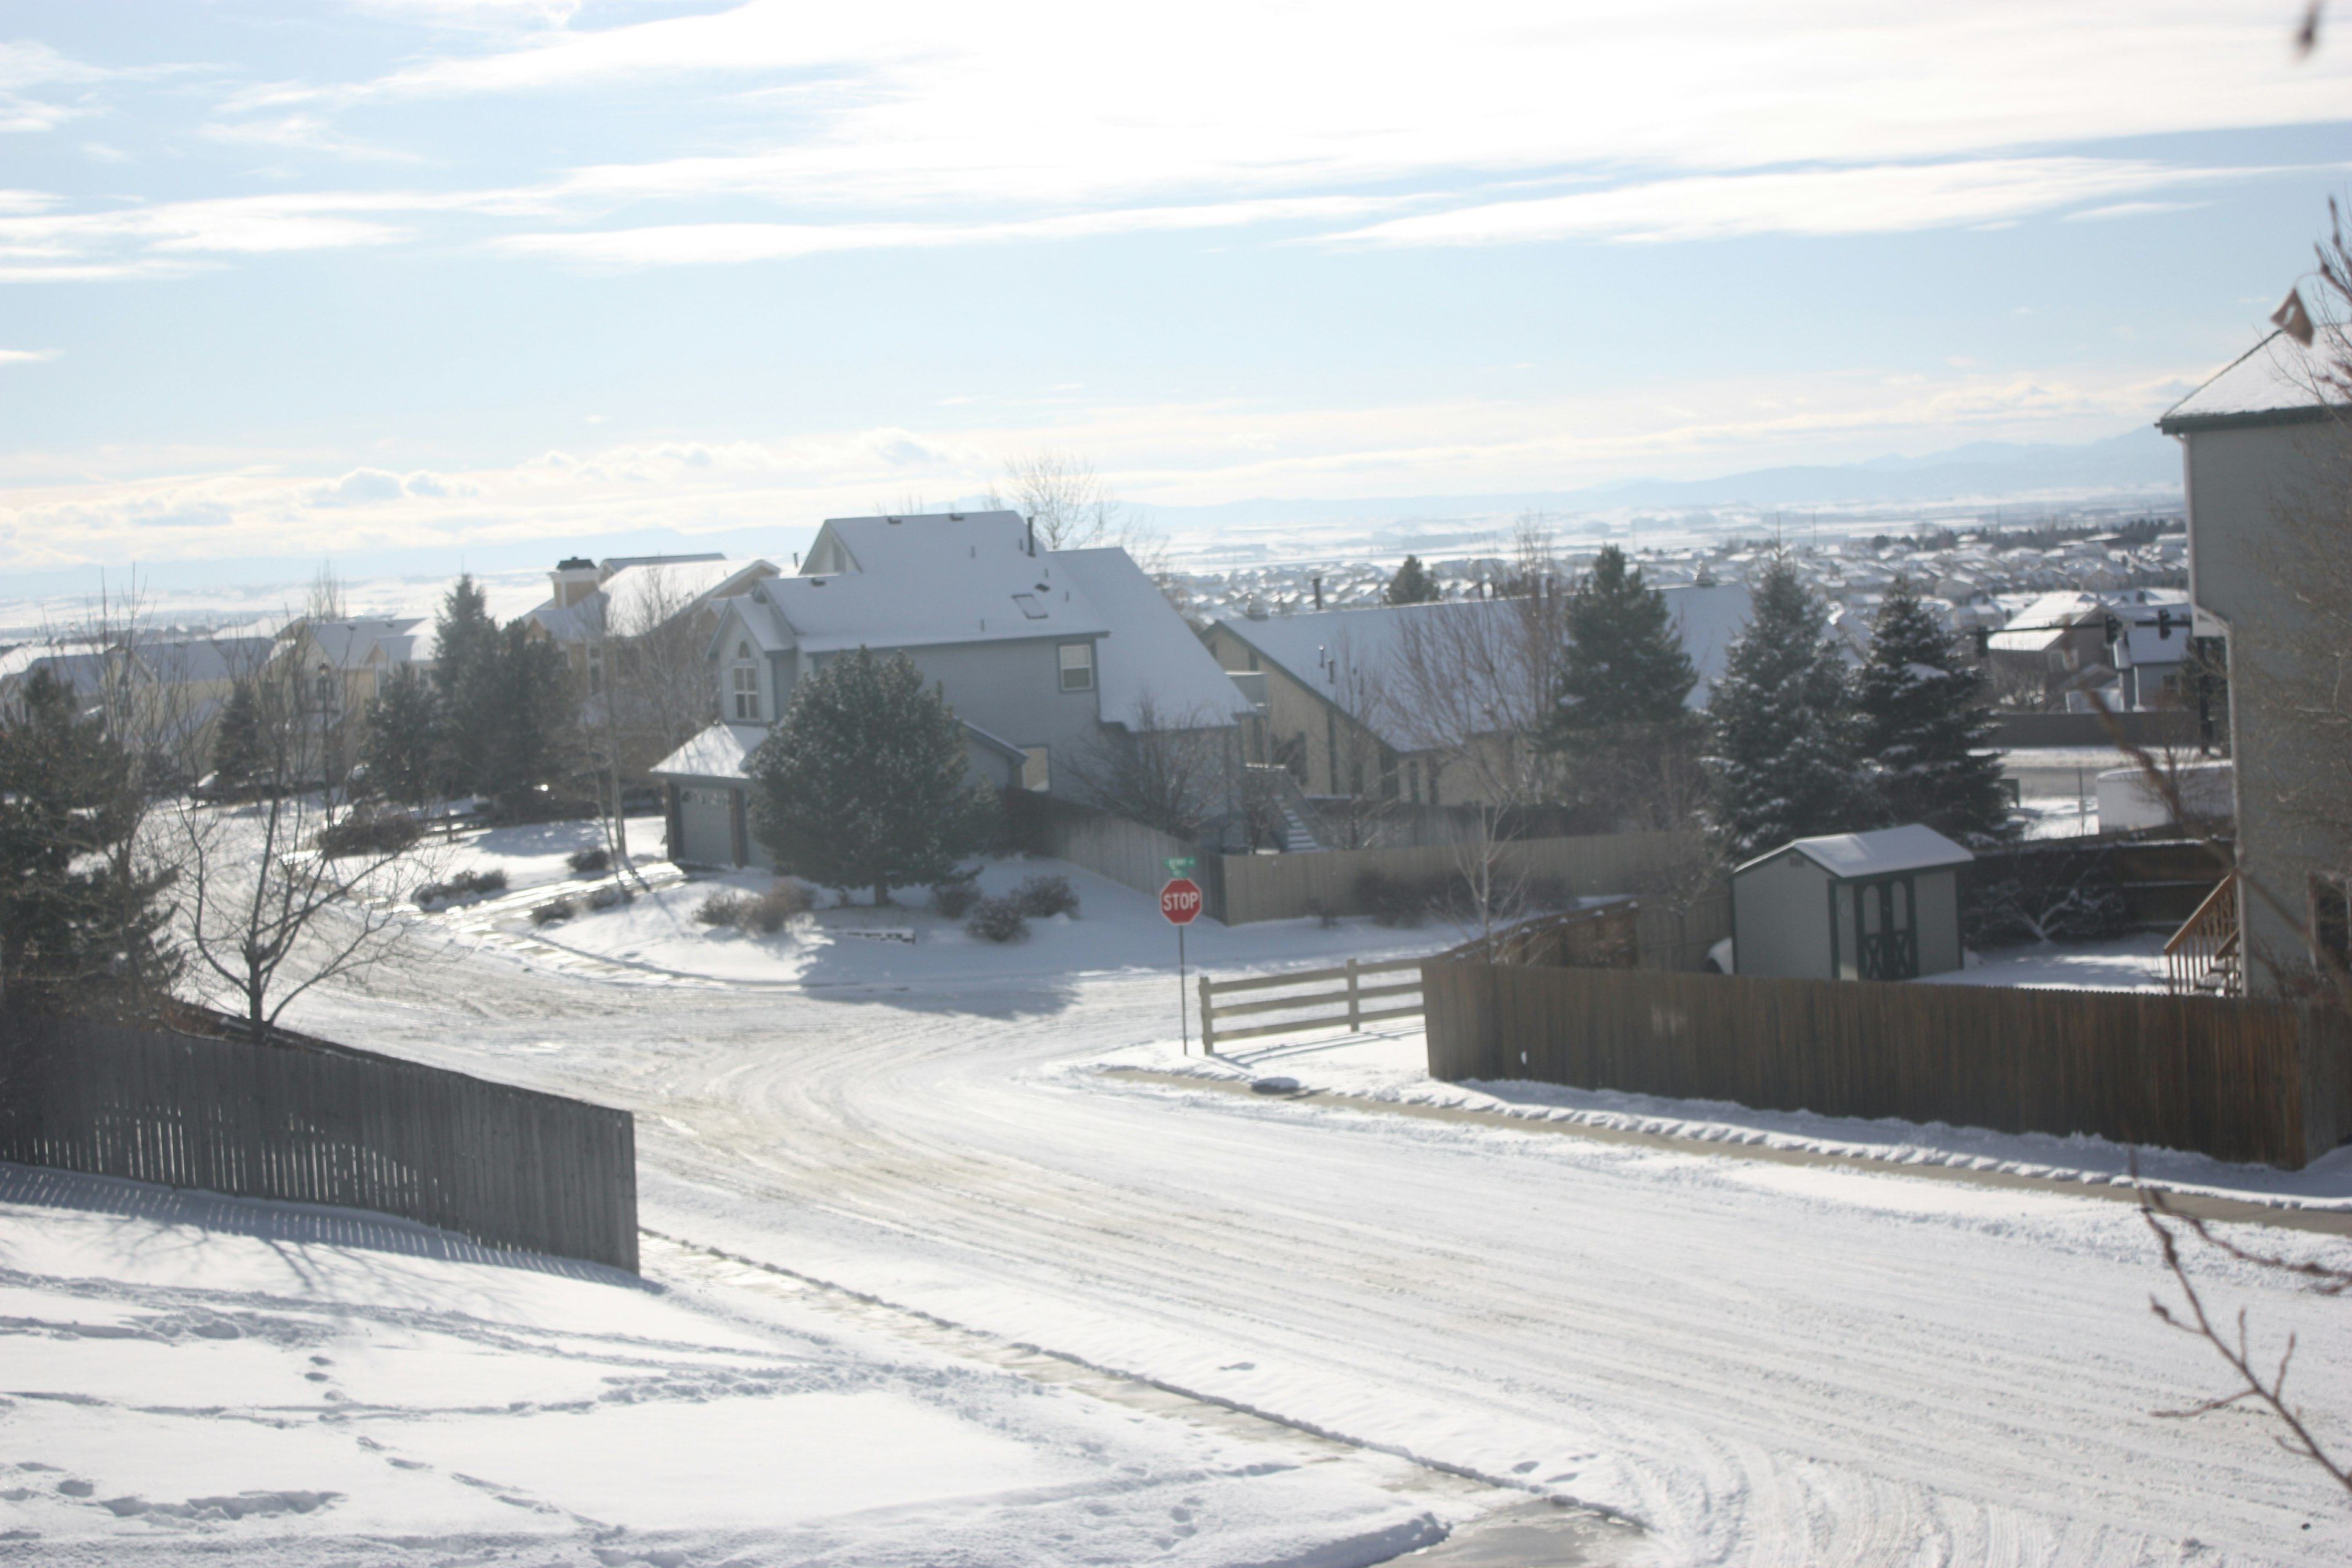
1163,856,1197,874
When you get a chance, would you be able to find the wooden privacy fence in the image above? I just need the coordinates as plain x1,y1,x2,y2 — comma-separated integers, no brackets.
1213,831,1705,927
0,1014,639,1270
1421,961,2352,1169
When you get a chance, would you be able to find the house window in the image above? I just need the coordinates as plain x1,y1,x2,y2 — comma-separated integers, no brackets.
1406,759,1422,804
1058,642,1094,692
1022,746,1051,792
731,642,760,721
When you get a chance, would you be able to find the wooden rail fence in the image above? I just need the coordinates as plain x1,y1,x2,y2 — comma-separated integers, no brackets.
0,1013,639,1270
1422,960,2352,1169
1199,957,1427,1052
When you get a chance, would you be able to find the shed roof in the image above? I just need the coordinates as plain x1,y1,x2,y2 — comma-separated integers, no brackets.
2158,330,2346,433
649,722,769,783
1737,823,1976,880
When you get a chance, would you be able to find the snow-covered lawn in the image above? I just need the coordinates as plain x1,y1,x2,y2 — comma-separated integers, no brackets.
1940,931,2169,991
0,1165,1450,1566
453,851,1449,987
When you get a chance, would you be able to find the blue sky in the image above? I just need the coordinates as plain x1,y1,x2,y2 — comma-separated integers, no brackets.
2,0,2348,576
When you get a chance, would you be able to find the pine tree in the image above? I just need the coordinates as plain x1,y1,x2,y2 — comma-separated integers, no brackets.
0,668,180,1017
432,574,502,798
477,622,573,809
1705,554,1865,859
1542,545,1706,829
1384,556,1439,605
1855,576,2011,843
746,647,996,903
360,664,442,810
1551,545,1697,733
209,678,268,795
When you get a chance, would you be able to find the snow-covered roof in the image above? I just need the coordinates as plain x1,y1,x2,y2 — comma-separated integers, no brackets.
1211,582,1752,751
1738,823,1976,880
530,559,772,643
2160,330,2346,433
1052,548,1253,728
1986,591,2105,654
650,722,769,782
298,618,426,672
733,512,1114,655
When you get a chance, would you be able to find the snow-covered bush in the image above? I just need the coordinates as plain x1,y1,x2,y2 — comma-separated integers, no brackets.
739,880,811,933
695,891,746,926
586,884,625,911
931,878,981,919
1012,873,1078,919
315,807,421,858
530,898,574,925
966,895,1029,943
414,867,507,908
568,846,611,876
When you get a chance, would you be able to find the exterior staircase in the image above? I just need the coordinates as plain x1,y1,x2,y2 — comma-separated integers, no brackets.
2164,870,2242,997
1246,764,1326,852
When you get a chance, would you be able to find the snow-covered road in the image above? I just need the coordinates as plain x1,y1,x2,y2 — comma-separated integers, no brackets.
281,910,2352,1568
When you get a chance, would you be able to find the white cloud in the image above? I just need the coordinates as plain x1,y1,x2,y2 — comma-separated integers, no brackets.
494,196,1396,268
1327,159,2275,248
0,348,58,365
202,115,424,164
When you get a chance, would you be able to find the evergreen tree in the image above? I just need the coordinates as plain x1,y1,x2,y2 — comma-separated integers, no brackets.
432,574,502,797
0,668,179,1016
1384,556,1439,605
360,664,442,810
746,647,996,903
477,622,573,808
1705,554,1865,859
1855,577,2011,842
209,678,268,795
1542,545,1707,829
1550,545,1697,733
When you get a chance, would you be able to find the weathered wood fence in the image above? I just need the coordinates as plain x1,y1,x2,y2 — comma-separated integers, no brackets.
1199,957,1428,1052
1421,962,2352,1169
0,1014,639,1270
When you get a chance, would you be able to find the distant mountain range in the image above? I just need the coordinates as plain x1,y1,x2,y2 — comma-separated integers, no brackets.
4,430,2183,611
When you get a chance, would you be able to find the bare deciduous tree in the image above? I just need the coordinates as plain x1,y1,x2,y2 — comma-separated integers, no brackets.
170,644,435,1042
1062,695,1234,840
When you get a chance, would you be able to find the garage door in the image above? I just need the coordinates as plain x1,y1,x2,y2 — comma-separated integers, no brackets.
674,785,739,867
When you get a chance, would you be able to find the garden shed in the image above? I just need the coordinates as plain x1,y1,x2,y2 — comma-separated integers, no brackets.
1729,824,1974,982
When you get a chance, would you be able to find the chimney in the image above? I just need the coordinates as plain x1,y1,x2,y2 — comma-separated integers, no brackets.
1311,575,1324,611
551,557,600,608
1026,516,1037,557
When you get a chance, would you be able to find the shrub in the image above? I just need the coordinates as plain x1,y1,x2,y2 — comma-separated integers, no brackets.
695,892,747,927
1011,873,1078,919
587,884,625,911
738,880,812,935
931,878,981,919
1303,897,1340,930
530,898,574,925
413,867,508,908
1355,871,1428,929
965,895,1030,943
315,807,421,858
569,846,611,876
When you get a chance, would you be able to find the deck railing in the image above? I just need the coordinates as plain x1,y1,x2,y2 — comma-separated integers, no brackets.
2165,870,2241,997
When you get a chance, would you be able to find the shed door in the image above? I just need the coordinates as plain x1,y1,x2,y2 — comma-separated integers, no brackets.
1855,875,1918,981
676,786,739,867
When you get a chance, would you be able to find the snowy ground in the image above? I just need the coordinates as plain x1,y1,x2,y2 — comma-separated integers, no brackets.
1940,932,2168,992
0,1166,1468,1566
24,846,2352,1564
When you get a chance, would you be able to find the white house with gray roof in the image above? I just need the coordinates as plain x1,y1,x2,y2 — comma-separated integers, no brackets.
651,510,1250,869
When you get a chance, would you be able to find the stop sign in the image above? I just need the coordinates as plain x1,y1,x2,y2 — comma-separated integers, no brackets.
1160,878,1202,925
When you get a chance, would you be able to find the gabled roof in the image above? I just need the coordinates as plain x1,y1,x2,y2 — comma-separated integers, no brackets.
2159,330,2346,434
1210,582,1752,751
1986,590,2105,654
649,722,769,782
752,512,1110,655
297,619,426,672
1736,823,1975,880
529,559,773,643
1052,548,1253,728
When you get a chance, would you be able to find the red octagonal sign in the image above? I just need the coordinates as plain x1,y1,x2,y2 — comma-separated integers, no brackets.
1159,878,1202,925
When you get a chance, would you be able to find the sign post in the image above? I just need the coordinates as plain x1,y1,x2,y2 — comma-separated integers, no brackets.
1160,869,1202,1052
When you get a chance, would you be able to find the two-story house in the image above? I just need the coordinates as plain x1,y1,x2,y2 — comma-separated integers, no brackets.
650,511,1249,869
2158,329,2351,993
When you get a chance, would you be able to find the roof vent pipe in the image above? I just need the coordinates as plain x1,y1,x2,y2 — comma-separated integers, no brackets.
1026,516,1036,557
1312,575,1324,611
